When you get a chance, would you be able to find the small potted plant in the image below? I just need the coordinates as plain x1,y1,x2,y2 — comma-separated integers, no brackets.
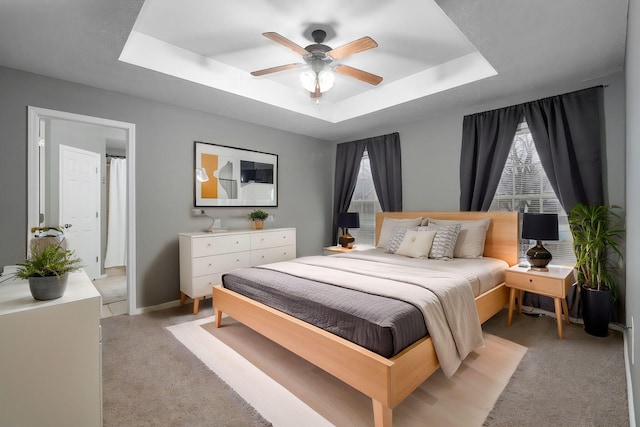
569,203,624,337
15,242,83,300
248,209,269,230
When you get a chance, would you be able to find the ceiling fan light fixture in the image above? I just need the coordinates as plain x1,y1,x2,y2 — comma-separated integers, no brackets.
300,69,334,93
318,69,334,92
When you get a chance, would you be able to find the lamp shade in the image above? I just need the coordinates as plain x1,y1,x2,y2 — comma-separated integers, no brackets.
338,212,360,229
522,213,559,241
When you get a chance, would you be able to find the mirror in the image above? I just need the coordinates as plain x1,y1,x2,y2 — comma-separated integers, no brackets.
28,107,137,314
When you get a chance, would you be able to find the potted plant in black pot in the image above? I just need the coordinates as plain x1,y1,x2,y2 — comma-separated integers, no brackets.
15,242,83,301
569,203,624,337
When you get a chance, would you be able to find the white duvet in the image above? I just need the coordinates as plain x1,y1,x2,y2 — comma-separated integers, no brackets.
259,252,490,378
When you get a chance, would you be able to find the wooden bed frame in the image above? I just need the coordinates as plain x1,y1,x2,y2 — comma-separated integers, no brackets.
213,211,519,427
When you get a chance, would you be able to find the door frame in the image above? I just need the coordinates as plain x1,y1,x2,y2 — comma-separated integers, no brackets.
27,106,137,315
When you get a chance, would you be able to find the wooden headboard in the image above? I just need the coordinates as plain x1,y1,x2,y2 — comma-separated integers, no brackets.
375,211,519,266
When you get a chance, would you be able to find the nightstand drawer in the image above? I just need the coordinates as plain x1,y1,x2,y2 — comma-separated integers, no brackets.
506,268,574,298
507,272,559,295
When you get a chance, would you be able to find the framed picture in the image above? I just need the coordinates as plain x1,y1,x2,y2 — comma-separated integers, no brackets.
194,141,278,207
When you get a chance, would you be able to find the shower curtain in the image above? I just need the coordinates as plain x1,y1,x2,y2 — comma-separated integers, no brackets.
104,158,127,268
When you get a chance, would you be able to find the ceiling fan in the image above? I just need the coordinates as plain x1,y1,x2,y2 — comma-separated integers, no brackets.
250,29,383,99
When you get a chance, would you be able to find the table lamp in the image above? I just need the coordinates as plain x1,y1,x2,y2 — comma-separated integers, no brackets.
522,213,559,271
338,212,360,249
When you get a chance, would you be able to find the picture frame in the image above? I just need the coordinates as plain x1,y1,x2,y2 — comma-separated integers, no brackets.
194,141,278,207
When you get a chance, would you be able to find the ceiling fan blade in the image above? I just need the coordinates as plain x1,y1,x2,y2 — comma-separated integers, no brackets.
335,65,383,85
328,36,378,59
250,63,301,76
262,32,308,56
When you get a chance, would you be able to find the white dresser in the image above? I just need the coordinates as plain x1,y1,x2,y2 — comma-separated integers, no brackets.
179,228,296,313
0,270,102,427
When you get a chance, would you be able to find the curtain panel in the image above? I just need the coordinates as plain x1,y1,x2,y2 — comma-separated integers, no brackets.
459,85,604,213
459,86,605,319
459,106,523,211
332,132,402,244
366,132,402,212
332,141,366,244
523,86,605,210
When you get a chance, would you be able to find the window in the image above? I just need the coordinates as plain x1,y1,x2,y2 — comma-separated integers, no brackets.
489,122,576,266
347,149,382,246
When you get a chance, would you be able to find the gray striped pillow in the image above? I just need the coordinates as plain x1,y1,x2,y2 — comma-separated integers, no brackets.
385,227,408,253
417,223,462,260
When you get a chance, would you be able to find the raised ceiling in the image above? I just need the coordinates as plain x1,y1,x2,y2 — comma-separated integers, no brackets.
0,0,629,141
120,0,497,124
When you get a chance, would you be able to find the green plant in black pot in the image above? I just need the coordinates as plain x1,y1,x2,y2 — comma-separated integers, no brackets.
16,242,83,301
569,203,624,336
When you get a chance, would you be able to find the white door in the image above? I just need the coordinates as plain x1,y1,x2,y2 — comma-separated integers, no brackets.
59,145,101,280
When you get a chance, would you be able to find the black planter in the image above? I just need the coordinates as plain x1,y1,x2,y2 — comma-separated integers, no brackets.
581,284,611,337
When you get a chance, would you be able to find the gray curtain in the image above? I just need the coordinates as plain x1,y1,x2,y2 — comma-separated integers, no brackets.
460,87,605,319
332,140,366,244
521,86,605,319
459,105,523,211
523,86,605,211
366,132,403,212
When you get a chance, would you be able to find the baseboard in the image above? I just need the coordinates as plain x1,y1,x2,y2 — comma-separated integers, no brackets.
132,299,182,315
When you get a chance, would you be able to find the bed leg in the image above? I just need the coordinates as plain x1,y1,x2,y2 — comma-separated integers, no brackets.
372,400,392,427
214,308,222,328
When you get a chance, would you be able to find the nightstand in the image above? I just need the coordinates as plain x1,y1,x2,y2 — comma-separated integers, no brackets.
505,265,575,339
323,244,375,255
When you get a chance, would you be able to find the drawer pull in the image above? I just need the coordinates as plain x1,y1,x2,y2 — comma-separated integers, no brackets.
529,279,533,283
207,243,211,247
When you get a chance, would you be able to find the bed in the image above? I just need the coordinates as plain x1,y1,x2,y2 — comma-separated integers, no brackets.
213,211,519,427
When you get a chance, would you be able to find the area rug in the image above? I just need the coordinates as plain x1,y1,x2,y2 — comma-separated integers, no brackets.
168,316,527,427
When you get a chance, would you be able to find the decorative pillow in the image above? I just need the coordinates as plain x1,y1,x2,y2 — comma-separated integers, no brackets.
427,218,491,258
385,227,408,253
395,230,437,258
377,217,422,249
417,223,462,260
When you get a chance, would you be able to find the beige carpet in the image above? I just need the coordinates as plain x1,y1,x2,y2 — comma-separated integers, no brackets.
168,316,527,427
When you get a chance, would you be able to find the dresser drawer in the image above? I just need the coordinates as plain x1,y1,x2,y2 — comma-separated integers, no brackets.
191,274,223,298
506,271,569,298
192,234,251,257
251,229,296,250
192,252,251,277
251,244,296,266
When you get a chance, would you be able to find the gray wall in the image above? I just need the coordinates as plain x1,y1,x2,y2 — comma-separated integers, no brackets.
0,66,333,308
626,0,640,419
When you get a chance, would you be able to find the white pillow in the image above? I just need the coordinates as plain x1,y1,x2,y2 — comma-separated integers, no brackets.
377,217,422,249
395,230,437,258
427,218,491,258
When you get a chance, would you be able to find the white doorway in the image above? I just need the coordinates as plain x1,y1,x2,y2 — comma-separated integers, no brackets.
27,106,137,315
59,144,101,280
